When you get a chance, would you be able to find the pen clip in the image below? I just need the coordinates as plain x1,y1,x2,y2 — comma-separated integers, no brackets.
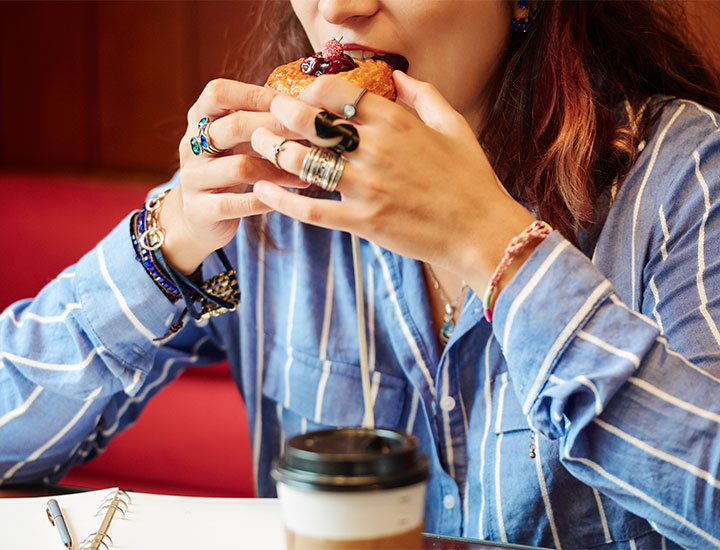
46,506,55,526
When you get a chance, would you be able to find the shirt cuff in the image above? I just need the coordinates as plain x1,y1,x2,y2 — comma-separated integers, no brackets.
73,213,181,387
491,232,614,415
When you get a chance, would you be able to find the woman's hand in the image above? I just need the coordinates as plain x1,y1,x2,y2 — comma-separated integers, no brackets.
249,72,535,289
159,79,308,274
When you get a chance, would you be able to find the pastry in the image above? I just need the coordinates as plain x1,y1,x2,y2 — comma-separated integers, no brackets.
266,39,397,101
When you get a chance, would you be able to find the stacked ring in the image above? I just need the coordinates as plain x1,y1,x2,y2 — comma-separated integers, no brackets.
191,117,227,156
299,147,345,193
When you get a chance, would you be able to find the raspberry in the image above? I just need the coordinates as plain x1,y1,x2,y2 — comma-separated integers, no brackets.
322,38,344,60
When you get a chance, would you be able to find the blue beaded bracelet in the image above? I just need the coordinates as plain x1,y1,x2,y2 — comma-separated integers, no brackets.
132,210,181,300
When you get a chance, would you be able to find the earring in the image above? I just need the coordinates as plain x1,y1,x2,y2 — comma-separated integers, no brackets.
511,0,531,33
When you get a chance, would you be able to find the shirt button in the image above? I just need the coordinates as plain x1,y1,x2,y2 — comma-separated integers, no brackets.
440,396,456,412
443,494,455,510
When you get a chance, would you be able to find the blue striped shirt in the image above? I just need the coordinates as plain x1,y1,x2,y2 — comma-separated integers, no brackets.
2,99,720,549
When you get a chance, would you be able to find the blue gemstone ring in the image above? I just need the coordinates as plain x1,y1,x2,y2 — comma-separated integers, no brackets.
191,116,227,156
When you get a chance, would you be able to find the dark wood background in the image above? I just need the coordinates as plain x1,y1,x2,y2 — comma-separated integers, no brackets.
1,0,719,182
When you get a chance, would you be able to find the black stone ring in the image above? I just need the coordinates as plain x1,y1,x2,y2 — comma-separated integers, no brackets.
314,111,360,155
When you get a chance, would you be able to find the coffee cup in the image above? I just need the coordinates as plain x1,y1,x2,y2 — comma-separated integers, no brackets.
271,427,430,549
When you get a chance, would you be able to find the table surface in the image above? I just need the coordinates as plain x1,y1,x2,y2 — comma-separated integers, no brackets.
0,484,545,550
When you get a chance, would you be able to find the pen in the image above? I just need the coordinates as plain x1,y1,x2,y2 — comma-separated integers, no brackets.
46,498,73,549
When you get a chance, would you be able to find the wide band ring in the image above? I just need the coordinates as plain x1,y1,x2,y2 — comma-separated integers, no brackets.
299,147,344,193
314,111,360,155
190,116,227,156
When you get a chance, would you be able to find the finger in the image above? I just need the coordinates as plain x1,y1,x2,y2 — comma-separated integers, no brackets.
249,128,309,176
253,180,352,231
269,94,365,151
392,71,466,135
201,190,274,222
206,111,302,152
297,74,384,124
251,128,361,197
189,154,306,191
188,79,279,122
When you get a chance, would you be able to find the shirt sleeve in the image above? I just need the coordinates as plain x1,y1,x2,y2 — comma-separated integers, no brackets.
0,186,227,485
491,127,720,548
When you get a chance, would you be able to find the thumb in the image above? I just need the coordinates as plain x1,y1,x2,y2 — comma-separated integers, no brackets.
393,70,464,134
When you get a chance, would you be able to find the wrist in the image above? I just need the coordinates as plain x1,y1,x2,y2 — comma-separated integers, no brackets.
158,187,210,275
459,200,537,293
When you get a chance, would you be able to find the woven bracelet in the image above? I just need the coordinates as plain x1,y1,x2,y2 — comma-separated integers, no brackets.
482,220,552,323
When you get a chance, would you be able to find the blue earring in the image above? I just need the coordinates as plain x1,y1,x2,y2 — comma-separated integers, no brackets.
511,0,531,33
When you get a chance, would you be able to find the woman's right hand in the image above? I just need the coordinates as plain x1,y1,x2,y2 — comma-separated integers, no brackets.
159,79,306,274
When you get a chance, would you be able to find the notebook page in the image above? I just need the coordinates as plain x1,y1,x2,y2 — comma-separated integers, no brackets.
0,489,285,550
109,492,284,549
0,488,118,549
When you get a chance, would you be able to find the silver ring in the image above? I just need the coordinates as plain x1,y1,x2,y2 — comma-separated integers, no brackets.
272,138,288,169
300,147,344,192
342,87,368,120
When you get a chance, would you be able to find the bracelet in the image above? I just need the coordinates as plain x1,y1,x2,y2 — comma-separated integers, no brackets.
138,189,170,251
131,211,181,301
482,220,552,323
129,189,241,340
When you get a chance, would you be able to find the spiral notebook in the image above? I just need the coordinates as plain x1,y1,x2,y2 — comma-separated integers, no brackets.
0,487,285,549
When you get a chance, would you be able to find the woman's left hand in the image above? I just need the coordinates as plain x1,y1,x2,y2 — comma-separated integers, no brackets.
251,71,534,284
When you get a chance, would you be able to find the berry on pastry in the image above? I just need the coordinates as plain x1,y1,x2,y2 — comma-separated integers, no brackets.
266,39,398,101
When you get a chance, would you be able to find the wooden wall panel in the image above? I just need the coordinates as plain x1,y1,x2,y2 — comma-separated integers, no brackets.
0,3,97,169
96,2,196,174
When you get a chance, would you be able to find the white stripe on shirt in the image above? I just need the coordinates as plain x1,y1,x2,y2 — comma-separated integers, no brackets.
405,390,419,433
1,385,104,483
100,336,209,438
523,280,612,414
629,377,720,424
592,488,613,543
314,246,335,424
494,372,509,543
0,303,81,327
631,105,685,307
576,330,642,368
534,437,562,549
503,240,571,349
648,277,664,333
0,386,43,429
0,346,106,372
594,417,720,490
283,221,300,409
693,149,720,348
563,450,720,547
478,335,493,539
609,294,659,330
658,204,670,261
655,336,720,384
371,244,435,396
97,241,157,343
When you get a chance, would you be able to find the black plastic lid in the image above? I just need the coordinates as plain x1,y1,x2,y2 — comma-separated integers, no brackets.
271,427,430,492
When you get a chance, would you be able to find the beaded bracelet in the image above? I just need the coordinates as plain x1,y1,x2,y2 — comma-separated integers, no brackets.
129,189,241,340
131,210,181,302
482,220,553,323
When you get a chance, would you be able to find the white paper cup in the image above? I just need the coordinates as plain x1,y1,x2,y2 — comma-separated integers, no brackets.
272,427,430,550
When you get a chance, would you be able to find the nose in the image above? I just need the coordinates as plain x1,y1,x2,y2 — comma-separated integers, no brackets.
317,0,380,25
